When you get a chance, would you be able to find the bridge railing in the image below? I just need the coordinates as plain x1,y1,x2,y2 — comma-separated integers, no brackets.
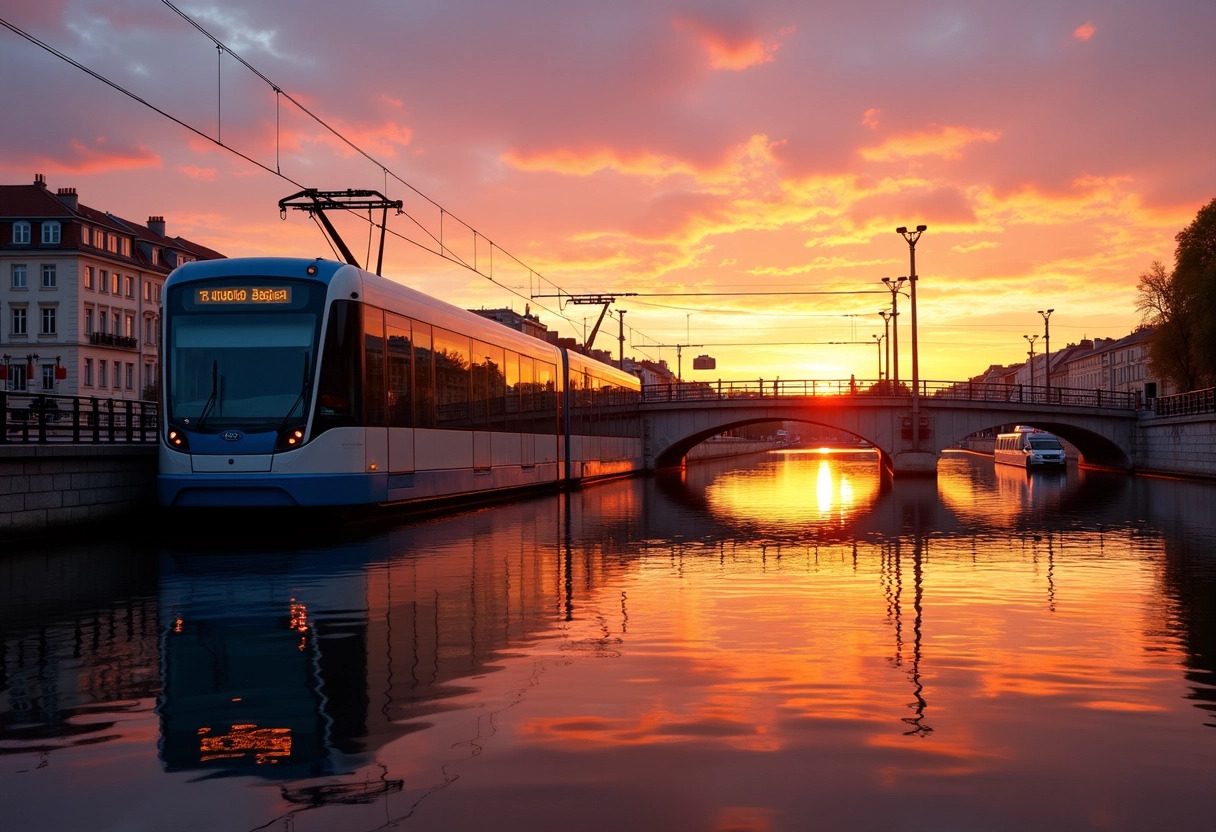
1152,386,1216,417
0,391,159,445
642,378,1139,410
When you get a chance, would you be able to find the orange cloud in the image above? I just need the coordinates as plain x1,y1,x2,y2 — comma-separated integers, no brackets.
1073,21,1096,41
26,138,161,175
859,125,1002,162
862,108,881,129
673,17,792,70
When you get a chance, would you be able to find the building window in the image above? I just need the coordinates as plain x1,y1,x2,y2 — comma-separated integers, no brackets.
41,222,61,244
99,269,108,294
12,307,27,335
124,314,134,338
42,365,55,391
11,264,27,288
41,264,56,288
99,360,107,388
84,306,94,335
13,221,31,244
84,358,94,386
111,272,120,294
121,238,130,257
84,265,94,290
111,312,120,336
125,363,134,389
144,317,154,343
41,307,56,335
107,234,118,254
124,275,133,297
143,281,151,301
113,361,121,388
99,310,108,334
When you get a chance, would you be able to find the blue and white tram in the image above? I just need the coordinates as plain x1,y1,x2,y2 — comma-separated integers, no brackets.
158,257,643,507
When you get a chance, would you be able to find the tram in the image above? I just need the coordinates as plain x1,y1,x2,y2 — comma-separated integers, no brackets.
158,257,643,507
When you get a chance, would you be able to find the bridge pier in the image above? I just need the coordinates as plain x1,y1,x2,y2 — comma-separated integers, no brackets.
887,450,940,478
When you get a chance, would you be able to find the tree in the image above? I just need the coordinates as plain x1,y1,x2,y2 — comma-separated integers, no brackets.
1136,260,1201,391
1139,198,1216,391
1172,197,1216,385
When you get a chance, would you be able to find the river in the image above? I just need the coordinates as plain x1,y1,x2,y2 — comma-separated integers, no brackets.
2,449,1214,831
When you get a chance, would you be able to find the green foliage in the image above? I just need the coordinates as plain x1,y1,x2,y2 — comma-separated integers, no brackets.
1139,198,1216,391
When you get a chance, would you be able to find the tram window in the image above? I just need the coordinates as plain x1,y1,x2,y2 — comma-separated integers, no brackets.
504,350,520,430
386,313,412,428
314,300,362,432
537,360,557,435
472,340,505,429
434,327,471,428
412,320,435,428
364,307,386,426
515,354,536,433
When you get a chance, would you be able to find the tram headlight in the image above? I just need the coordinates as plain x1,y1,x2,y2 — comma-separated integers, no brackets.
167,429,189,450
275,427,306,452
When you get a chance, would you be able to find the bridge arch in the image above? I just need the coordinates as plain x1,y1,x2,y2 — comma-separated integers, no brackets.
652,416,888,470
640,393,1138,476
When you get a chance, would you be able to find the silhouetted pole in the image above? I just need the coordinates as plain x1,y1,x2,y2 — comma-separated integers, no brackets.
880,310,892,389
881,277,906,386
1038,308,1054,400
897,225,926,447
873,333,884,380
1024,334,1038,389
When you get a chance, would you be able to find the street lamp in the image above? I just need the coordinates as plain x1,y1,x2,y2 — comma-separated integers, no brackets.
879,309,893,388
897,225,926,445
1037,308,1054,400
881,277,906,386
1024,334,1038,389
873,333,884,381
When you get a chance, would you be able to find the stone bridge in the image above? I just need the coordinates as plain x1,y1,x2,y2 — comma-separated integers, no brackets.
638,380,1141,477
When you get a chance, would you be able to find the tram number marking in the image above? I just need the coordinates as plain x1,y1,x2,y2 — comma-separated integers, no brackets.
196,287,292,304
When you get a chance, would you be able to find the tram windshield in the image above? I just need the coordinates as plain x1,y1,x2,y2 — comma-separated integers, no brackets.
166,281,323,432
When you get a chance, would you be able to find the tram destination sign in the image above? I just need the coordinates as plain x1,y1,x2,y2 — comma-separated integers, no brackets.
196,287,292,305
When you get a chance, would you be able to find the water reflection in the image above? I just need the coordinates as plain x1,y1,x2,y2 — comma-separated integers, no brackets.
1,451,1214,831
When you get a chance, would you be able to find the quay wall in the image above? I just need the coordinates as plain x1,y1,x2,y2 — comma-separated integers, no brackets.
1135,413,1216,480
0,446,157,538
687,438,781,460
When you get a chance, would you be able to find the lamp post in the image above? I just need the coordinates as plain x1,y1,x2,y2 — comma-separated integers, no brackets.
881,277,906,386
1037,308,1053,400
1024,334,1038,390
25,353,40,393
879,310,892,390
897,225,926,446
873,333,884,381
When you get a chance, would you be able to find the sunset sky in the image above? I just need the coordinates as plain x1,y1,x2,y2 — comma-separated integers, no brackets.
2,1,1213,381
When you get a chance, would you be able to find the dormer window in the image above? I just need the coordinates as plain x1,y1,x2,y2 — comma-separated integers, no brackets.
41,221,61,244
13,221,30,244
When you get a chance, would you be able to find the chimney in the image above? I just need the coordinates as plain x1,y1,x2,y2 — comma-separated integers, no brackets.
56,187,78,210
147,216,166,237
34,173,47,188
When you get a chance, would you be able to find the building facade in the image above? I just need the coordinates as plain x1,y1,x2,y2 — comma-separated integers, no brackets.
0,175,223,401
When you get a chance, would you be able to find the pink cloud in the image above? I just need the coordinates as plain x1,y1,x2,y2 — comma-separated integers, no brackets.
21,138,161,175
177,165,217,181
862,109,881,129
1073,21,1096,41
673,17,791,70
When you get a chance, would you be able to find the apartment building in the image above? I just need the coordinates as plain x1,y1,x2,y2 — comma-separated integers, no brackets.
0,174,224,400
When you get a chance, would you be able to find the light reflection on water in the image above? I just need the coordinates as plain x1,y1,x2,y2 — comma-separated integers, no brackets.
1,451,1215,831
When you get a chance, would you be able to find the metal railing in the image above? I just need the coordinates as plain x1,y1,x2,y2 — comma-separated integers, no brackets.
0,391,159,445
1152,387,1216,417
642,378,1139,410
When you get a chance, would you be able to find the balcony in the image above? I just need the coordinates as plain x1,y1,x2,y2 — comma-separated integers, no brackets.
89,331,139,350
